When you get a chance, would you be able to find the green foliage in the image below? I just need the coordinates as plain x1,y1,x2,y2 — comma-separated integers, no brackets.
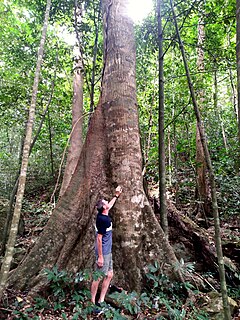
45,266,72,298
34,296,49,310
10,265,121,319
216,175,240,216
0,0,105,198
8,265,211,319
10,267,92,319
1,0,239,219
143,262,209,319
0,0,238,318
106,262,209,319
174,258,196,276
44,266,95,296
135,0,238,200
227,285,240,300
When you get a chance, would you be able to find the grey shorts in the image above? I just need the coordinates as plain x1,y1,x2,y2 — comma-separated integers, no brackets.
95,253,113,275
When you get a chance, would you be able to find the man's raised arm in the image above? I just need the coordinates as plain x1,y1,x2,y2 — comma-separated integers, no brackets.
108,186,122,210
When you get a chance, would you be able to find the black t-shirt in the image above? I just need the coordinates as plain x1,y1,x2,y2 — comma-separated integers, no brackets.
95,213,112,255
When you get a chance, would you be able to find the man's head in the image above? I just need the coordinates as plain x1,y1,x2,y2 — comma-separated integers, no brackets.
96,199,109,213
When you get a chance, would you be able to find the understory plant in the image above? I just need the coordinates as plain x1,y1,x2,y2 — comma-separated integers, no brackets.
4,264,211,319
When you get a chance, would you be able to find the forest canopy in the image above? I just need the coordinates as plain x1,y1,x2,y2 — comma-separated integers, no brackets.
0,0,238,195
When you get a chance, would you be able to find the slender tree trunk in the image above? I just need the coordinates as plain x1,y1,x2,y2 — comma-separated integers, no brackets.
157,0,168,237
0,0,52,299
59,1,84,197
227,30,238,119
236,0,240,173
0,72,57,256
228,66,238,118
0,126,26,256
167,130,172,186
213,69,228,152
142,101,154,176
170,1,231,318
8,0,185,295
47,109,54,177
195,13,211,218
142,75,157,176
170,75,179,202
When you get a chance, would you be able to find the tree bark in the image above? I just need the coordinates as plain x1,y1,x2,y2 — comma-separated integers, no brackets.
167,129,172,186
0,0,52,299
195,13,211,219
8,0,185,294
47,109,54,177
59,1,84,197
157,0,168,238
170,0,231,318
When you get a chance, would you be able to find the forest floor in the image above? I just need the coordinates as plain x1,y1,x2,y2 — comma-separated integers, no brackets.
0,178,240,319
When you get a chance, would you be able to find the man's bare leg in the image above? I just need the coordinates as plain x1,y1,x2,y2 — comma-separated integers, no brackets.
91,279,101,304
98,271,113,303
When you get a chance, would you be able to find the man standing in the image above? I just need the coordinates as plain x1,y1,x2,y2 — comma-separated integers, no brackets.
91,186,122,307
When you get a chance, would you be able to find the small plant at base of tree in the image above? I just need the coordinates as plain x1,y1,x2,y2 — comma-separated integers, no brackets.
6,265,211,319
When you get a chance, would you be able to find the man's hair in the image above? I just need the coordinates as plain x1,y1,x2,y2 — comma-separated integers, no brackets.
96,199,104,213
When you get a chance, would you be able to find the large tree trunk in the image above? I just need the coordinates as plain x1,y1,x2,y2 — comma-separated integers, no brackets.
9,0,183,294
59,1,84,197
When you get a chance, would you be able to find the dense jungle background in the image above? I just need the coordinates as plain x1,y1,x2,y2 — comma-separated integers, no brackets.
0,0,239,319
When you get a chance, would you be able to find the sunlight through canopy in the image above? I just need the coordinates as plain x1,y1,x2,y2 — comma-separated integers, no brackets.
126,0,153,22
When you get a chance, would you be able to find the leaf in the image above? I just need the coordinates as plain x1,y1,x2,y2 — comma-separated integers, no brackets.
16,296,23,302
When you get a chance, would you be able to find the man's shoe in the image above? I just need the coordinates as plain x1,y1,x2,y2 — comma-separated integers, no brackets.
97,301,114,311
93,307,103,315
92,303,103,315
